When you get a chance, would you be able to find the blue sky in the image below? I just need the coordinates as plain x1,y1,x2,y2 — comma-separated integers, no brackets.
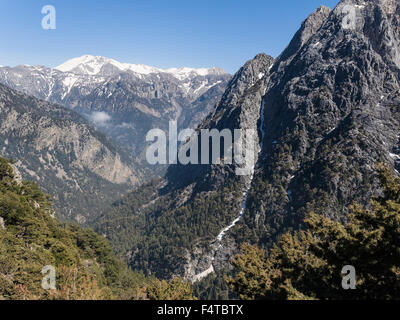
0,0,339,73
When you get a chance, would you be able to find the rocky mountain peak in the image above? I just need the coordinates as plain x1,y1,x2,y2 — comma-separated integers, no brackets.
301,5,332,42
215,53,273,111
92,1,400,284
243,0,400,255
273,5,331,72
161,52,274,196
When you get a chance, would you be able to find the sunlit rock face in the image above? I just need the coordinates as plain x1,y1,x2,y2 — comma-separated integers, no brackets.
0,83,140,221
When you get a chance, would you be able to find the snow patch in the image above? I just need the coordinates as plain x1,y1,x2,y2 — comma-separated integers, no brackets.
215,98,267,243
389,153,400,160
61,75,78,98
216,190,250,242
192,265,214,283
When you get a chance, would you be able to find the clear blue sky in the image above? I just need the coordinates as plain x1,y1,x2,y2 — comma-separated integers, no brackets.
0,0,339,73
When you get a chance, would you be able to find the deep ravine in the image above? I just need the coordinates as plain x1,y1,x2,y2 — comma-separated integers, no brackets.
192,97,267,282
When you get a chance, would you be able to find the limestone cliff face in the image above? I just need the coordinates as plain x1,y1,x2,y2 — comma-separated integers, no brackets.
0,83,140,221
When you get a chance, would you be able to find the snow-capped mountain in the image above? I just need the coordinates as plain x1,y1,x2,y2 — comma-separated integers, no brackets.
56,55,226,80
0,55,230,219
0,56,231,164
56,55,163,76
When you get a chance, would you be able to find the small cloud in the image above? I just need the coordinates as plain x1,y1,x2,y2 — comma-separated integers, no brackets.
118,122,134,129
89,111,111,126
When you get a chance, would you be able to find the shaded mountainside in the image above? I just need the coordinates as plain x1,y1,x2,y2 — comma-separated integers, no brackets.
95,0,400,287
0,83,141,222
0,157,197,300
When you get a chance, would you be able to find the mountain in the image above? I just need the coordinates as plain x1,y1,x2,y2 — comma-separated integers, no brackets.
0,56,231,169
94,0,400,287
0,83,140,222
239,0,400,248
94,53,275,280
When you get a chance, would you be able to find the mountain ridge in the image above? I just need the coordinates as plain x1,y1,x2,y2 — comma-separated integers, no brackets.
55,54,228,80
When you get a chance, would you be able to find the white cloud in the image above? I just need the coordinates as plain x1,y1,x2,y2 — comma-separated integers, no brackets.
118,122,134,129
89,111,111,126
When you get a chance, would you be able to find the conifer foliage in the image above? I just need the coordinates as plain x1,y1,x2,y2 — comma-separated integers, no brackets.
227,165,400,300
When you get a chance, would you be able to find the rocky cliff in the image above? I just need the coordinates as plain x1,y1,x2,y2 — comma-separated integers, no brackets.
236,0,400,249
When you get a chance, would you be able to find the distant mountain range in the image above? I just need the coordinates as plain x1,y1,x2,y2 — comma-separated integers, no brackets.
56,55,227,80
0,56,231,164
0,56,231,220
